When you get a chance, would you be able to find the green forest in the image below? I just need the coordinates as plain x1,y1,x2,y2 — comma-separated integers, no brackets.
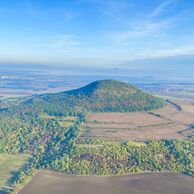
24,80,166,115
0,80,193,193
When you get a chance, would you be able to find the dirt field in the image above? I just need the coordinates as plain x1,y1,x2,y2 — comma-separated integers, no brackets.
86,112,167,125
81,100,194,141
18,171,194,194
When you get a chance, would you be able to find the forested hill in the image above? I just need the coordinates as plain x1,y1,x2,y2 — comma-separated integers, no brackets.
24,80,165,115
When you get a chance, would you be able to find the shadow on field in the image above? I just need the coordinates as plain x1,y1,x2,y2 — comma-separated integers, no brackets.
0,187,11,194
6,157,33,191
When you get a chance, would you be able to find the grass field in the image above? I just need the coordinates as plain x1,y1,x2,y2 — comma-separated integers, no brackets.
80,100,194,142
0,154,30,193
40,114,78,128
40,113,78,121
18,171,194,194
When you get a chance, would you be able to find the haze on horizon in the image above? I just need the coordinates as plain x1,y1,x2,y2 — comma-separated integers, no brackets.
0,0,194,71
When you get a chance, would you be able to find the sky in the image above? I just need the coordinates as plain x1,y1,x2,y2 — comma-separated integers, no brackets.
0,0,194,69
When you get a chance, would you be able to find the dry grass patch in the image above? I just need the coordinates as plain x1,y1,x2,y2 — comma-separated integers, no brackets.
81,100,194,141
151,100,194,125
86,112,166,126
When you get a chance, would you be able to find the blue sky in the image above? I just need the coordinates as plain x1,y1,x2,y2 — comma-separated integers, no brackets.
0,0,194,68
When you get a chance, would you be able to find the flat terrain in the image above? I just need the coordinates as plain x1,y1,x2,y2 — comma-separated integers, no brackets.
18,171,194,194
80,100,194,141
0,154,30,194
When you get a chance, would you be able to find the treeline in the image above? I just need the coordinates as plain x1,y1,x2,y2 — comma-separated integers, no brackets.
10,157,36,194
7,138,194,194
49,140,194,176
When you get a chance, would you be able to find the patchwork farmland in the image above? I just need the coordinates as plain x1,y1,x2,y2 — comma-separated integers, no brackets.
79,100,194,142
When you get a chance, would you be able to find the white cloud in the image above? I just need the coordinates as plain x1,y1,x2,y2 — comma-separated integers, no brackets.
149,0,175,18
108,0,177,43
79,0,132,21
148,45,194,58
63,12,79,22
28,34,82,51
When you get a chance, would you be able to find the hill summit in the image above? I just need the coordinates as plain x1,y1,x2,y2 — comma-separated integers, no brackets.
66,80,139,97
26,80,165,115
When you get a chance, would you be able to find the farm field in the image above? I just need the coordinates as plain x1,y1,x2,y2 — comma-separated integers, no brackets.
18,171,194,194
0,154,30,194
80,100,194,141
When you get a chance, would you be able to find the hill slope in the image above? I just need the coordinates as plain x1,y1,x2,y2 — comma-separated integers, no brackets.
25,80,165,115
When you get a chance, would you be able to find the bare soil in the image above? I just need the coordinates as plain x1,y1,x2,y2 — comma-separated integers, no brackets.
18,171,194,194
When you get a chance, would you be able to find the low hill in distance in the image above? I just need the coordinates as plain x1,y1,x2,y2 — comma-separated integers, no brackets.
25,80,166,115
